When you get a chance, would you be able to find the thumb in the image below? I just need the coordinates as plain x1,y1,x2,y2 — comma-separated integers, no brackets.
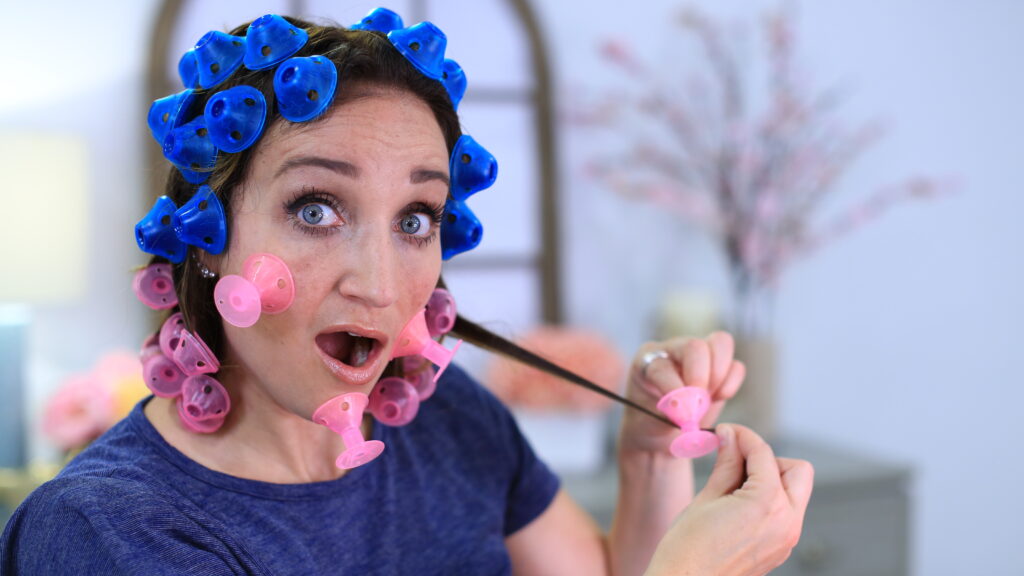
697,424,745,500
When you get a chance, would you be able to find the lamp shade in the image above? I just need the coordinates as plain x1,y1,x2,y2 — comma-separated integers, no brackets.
0,133,88,304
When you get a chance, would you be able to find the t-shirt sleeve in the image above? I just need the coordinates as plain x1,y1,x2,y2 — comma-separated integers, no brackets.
1,477,265,576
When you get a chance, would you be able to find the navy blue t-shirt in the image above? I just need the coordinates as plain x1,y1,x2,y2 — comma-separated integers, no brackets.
1,365,560,575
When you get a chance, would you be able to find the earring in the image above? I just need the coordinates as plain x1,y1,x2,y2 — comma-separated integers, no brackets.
193,252,217,279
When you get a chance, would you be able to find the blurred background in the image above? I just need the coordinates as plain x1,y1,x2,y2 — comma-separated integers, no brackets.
1,0,1021,574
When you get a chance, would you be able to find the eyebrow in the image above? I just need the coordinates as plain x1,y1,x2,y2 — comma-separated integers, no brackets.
275,155,450,187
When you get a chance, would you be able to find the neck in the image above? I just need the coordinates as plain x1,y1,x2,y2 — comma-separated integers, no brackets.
144,380,373,484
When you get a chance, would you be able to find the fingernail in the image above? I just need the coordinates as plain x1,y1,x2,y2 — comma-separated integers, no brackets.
717,424,733,448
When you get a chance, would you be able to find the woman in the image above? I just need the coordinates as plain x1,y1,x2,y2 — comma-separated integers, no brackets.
0,10,812,575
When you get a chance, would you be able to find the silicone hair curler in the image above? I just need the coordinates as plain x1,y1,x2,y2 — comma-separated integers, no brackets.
243,14,309,70
193,31,246,89
148,89,196,146
133,263,178,310
274,55,338,122
656,387,719,459
402,356,436,402
178,50,200,89
177,375,231,433
350,7,404,33
440,199,482,260
136,196,186,263
391,309,462,382
214,253,295,328
159,312,187,358
140,332,161,363
163,115,218,172
204,85,267,153
388,22,447,80
143,353,187,398
172,185,227,255
450,135,498,201
313,392,385,469
441,58,467,110
367,376,420,426
172,329,220,376
424,288,457,337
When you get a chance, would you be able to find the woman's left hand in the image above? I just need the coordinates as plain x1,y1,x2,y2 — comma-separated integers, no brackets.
619,331,746,455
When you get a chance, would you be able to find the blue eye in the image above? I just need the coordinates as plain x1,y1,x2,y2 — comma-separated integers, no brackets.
400,213,431,237
301,204,325,224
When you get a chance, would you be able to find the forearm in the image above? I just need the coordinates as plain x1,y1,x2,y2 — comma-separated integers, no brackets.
608,448,695,576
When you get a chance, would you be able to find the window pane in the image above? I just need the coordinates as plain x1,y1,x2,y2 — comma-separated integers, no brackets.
426,0,532,90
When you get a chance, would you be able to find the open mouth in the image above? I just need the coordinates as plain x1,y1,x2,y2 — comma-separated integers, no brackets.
315,330,383,370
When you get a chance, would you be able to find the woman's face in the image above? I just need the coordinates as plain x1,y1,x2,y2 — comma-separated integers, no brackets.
215,88,450,418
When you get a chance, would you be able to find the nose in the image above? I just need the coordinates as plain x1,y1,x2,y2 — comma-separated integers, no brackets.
336,227,399,309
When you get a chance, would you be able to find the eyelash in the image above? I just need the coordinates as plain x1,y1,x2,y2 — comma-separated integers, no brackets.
284,188,341,237
399,202,446,247
284,188,446,247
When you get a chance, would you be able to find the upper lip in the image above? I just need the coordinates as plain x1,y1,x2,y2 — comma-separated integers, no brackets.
317,323,389,347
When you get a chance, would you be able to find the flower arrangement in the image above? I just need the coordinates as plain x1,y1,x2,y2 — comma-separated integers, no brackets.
486,326,626,413
42,351,149,455
574,5,950,335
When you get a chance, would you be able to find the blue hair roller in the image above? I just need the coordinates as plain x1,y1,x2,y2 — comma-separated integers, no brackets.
441,59,467,110
136,196,187,263
163,115,218,171
450,135,498,201
274,56,338,122
388,22,447,80
172,186,227,254
179,167,210,185
194,31,246,88
178,50,200,89
440,199,483,260
351,7,404,33
204,85,267,153
244,14,309,70
147,89,196,146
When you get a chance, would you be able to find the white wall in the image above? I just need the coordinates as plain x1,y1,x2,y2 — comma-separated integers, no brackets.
3,1,1020,574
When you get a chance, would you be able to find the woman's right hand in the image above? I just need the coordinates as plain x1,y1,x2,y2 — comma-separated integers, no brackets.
646,424,814,576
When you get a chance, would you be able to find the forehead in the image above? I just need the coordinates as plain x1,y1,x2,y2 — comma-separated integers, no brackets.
256,88,448,164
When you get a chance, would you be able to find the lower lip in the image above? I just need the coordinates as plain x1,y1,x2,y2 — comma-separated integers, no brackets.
315,340,386,388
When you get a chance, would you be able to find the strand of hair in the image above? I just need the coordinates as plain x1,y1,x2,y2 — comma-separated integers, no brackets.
451,315,690,429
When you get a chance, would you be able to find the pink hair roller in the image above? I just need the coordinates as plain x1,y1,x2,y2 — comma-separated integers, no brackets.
312,392,385,469
177,375,231,433
391,309,462,382
143,354,187,398
133,263,178,310
140,333,162,363
402,356,436,402
656,387,719,459
214,253,295,328
159,313,187,357
367,377,421,426
424,288,457,337
172,329,220,376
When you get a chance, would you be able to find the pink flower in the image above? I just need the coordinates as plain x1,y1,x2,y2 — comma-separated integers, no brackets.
42,375,114,451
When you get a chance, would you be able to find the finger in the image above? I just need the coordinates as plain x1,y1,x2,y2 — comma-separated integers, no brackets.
706,331,735,394
732,425,784,493
633,340,687,398
777,457,815,512
680,338,711,391
698,424,746,499
715,360,745,403
700,360,744,426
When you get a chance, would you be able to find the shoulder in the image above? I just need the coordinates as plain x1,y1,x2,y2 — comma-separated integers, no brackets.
2,474,265,575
